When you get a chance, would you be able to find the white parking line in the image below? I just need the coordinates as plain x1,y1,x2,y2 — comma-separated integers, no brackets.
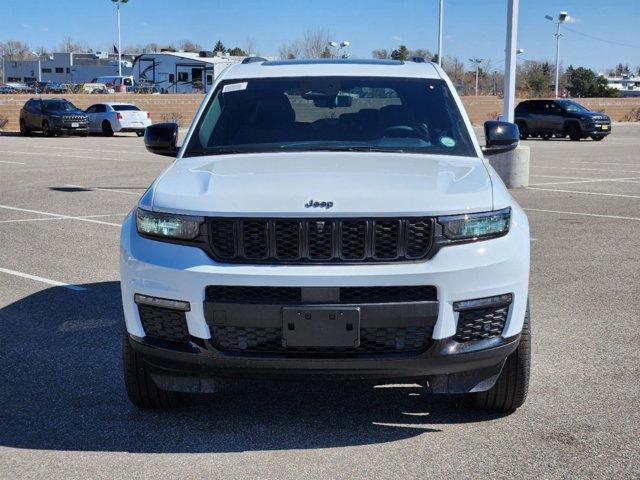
530,174,599,180
525,208,640,222
0,150,161,163
30,145,148,155
0,213,125,225
570,161,640,167
0,267,86,291
527,187,640,199
64,184,143,196
532,165,640,174
0,204,123,227
530,176,640,186
0,160,26,165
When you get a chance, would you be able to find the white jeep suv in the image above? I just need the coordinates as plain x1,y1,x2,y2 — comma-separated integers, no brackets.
121,58,531,411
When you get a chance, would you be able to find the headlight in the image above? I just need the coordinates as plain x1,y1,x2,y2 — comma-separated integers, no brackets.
136,208,202,240
438,207,510,241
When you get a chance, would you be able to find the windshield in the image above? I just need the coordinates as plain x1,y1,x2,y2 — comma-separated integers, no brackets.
557,100,589,113
112,104,140,111
44,100,77,112
184,77,475,158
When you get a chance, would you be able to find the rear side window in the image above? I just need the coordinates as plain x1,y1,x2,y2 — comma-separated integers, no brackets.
112,105,140,111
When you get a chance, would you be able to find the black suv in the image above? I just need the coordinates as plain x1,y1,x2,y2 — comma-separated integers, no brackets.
19,98,88,136
515,99,611,141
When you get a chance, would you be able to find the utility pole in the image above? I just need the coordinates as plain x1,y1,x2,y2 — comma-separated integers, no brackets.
437,0,444,66
503,0,519,122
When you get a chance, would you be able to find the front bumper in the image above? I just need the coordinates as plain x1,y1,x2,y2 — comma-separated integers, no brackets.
120,204,530,386
128,332,521,393
581,122,612,136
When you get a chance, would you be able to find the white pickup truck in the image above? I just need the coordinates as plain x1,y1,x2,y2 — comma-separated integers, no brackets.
120,58,531,411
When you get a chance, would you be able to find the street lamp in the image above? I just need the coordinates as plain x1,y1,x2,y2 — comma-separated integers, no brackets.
469,57,483,96
545,11,568,98
328,40,350,58
111,0,129,77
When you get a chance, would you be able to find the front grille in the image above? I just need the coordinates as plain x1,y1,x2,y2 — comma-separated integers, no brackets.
206,286,302,303
208,217,433,264
138,305,189,342
205,285,437,304
62,115,87,124
210,325,433,354
455,305,509,342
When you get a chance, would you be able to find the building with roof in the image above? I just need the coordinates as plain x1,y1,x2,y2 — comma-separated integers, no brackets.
2,52,134,84
132,51,245,93
602,73,640,97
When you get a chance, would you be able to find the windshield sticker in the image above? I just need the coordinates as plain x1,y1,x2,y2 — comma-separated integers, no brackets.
222,82,248,93
440,136,456,148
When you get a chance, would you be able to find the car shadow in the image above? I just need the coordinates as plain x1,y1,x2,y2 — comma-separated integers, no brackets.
0,282,506,453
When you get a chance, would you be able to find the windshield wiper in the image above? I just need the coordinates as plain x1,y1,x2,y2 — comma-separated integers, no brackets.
317,146,406,153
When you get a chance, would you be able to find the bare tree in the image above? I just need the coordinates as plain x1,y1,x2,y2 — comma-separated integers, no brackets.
243,37,258,56
443,55,465,84
125,44,143,55
278,40,301,60
143,42,175,53
410,48,433,60
0,40,31,59
34,46,50,57
302,29,331,58
58,36,86,53
177,40,202,52
372,49,390,59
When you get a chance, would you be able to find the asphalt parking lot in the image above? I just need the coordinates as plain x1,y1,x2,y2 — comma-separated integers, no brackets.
1,125,639,479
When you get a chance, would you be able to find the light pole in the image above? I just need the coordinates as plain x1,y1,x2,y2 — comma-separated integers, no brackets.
437,0,444,66
328,41,350,58
545,11,568,98
111,0,129,77
469,57,483,96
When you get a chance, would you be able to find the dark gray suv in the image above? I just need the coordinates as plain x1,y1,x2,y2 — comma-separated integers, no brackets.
19,98,89,136
515,99,611,141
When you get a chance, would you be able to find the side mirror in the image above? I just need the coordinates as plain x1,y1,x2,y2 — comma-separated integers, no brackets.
482,121,519,156
144,122,179,157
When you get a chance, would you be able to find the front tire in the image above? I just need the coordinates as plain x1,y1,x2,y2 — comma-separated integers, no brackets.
470,302,531,411
42,120,53,137
122,332,188,409
136,130,145,137
102,120,114,137
567,124,582,141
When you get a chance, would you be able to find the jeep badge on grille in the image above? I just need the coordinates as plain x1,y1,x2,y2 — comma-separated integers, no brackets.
305,199,333,209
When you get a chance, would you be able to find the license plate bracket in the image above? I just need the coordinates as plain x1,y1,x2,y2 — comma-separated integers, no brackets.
282,306,360,348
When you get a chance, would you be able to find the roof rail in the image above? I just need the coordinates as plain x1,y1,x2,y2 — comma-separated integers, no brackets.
242,56,268,64
410,56,427,63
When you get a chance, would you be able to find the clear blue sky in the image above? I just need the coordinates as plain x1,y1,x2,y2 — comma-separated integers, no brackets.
2,0,639,72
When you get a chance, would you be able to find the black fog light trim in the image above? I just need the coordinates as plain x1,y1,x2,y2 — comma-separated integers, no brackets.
453,293,512,311
134,293,191,312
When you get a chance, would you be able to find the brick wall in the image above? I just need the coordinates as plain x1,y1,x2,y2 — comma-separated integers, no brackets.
1,94,639,132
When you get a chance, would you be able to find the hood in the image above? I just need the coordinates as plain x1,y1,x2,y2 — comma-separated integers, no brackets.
48,109,87,117
148,152,493,217
575,111,610,121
